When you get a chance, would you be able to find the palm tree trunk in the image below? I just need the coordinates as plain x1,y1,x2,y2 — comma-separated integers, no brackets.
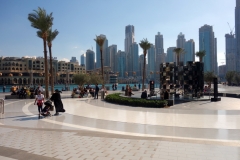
142,53,146,91
200,57,202,62
177,55,180,65
100,49,104,87
43,39,49,98
48,46,54,94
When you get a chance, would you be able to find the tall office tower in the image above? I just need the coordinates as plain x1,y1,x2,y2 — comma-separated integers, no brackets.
125,25,135,72
70,57,78,64
128,42,139,77
147,44,156,80
166,47,176,63
214,38,218,75
86,50,95,71
107,45,117,72
96,34,108,69
184,39,195,64
116,50,126,78
218,65,226,79
155,32,164,73
199,24,217,73
139,54,144,77
235,0,240,71
177,32,186,62
80,54,86,65
225,34,236,71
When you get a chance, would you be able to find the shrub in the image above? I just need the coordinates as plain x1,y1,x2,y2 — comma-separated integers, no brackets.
105,93,167,108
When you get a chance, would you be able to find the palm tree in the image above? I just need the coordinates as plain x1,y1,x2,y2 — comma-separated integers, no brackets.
196,50,206,62
139,38,152,91
225,71,235,86
204,71,216,87
46,29,59,94
94,35,106,86
28,7,53,98
173,48,185,65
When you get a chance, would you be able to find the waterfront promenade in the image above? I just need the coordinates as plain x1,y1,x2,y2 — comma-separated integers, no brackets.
0,84,240,160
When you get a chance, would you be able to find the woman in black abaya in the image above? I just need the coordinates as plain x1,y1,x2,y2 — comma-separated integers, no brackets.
50,89,65,115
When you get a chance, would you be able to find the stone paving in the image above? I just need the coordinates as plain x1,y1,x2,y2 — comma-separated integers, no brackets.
0,84,240,160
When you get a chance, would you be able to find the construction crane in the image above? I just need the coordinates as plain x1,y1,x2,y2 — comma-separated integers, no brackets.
227,22,235,35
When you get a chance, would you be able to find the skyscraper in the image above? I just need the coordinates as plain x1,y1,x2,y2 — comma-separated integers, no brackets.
96,34,108,69
155,32,165,73
116,50,126,78
125,25,135,73
184,39,195,64
108,45,117,72
70,57,78,64
86,50,95,71
148,44,156,80
128,42,139,77
225,34,236,71
235,0,240,71
177,32,186,62
80,54,86,65
166,47,176,63
199,25,217,74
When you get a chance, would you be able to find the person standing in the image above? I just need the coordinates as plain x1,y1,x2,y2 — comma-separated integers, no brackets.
138,84,141,90
50,89,65,116
94,84,99,99
34,90,44,118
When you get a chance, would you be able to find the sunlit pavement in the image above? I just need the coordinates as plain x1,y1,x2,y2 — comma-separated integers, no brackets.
0,84,240,160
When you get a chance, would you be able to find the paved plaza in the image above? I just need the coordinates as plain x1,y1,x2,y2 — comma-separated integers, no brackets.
0,84,240,160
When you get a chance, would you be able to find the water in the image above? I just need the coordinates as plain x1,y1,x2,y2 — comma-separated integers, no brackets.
0,83,160,92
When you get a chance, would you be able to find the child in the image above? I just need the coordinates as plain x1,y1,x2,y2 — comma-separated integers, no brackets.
34,90,44,118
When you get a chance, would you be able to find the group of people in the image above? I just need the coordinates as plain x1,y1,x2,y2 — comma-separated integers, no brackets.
34,88,65,118
71,84,107,99
111,83,118,90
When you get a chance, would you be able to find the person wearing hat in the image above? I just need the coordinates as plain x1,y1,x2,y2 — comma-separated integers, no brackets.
50,89,65,116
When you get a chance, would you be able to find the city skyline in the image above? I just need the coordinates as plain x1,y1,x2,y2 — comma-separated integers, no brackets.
0,0,236,65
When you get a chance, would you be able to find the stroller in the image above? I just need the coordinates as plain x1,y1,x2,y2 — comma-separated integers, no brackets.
41,100,54,117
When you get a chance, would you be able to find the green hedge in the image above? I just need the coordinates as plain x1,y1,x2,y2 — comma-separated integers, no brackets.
105,93,167,108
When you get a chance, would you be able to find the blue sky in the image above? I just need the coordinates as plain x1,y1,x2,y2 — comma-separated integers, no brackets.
0,0,236,65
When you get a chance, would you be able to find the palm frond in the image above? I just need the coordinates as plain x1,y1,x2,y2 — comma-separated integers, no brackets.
196,50,206,57
47,29,59,43
94,35,106,49
173,47,185,55
139,38,152,55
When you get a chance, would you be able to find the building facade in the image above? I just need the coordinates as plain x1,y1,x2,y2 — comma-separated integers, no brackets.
199,24,217,74
108,45,117,72
225,34,236,71
235,0,240,71
166,47,176,63
116,50,126,78
0,57,85,85
86,50,95,71
128,42,139,77
177,32,186,62
147,45,156,80
184,39,195,64
155,32,165,75
80,54,86,66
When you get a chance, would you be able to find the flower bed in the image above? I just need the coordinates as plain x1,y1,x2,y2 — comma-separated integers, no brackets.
105,93,167,108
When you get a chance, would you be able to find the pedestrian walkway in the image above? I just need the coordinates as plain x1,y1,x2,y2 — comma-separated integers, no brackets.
0,86,240,159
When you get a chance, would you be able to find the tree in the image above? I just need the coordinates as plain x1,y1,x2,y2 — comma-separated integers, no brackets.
173,48,185,65
204,71,216,87
46,29,59,94
234,72,240,85
28,7,53,98
196,50,206,62
139,38,152,91
225,71,235,86
89,73,103,85
94,35,106,87
73,73,88,89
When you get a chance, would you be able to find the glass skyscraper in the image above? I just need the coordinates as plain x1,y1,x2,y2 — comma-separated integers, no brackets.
184,39,195,64
86,50,95,71
147,44,155,80
235,0,240,71
166,47,176,63
155,32,165,74
225,34,236,71
116,50,126,78
128,42,139,77
199,25,217,74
